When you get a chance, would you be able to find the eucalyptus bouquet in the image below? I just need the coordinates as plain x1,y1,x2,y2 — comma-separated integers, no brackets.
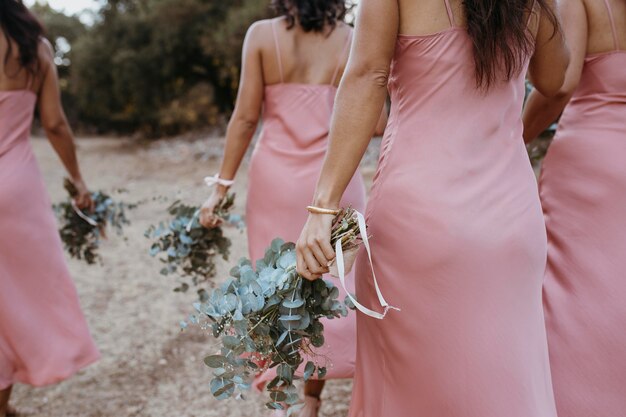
54,178,130,264
146,195,236,299
188,208,363,413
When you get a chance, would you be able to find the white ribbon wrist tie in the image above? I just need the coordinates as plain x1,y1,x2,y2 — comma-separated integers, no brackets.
335,210,400,320
204,174,235,188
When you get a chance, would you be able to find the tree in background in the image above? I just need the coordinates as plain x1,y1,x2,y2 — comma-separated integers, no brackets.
32,0,271,136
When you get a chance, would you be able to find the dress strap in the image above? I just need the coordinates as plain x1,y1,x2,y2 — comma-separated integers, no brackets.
444,0,456,27
526,0,538,28
271,19,285,83
330,30,353,86
602,0,620,50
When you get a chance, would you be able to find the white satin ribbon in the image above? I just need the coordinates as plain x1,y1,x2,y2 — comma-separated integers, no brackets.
204,174,235,188
71,200,98,227
185,174,234,232
186,210,200,233
335,210,400,320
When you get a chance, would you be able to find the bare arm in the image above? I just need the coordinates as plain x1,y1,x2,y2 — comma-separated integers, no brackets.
37,40,93,209
296,0,399,280
523,0,587,143
200,22,264,227
527,0,571,96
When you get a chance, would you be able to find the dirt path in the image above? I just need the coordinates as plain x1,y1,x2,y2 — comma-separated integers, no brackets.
11,136,379,417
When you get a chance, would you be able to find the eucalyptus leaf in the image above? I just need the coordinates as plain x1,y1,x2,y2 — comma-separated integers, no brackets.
191,207,364,409
146,197,234,299
54,179,131,265
303,361,315,381
204,355,225,368
210,379,235,400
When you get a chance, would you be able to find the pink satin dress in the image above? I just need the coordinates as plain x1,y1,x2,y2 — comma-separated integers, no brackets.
0,86,100,390
349,2,557,416
540,2,626,415
247,22,365,385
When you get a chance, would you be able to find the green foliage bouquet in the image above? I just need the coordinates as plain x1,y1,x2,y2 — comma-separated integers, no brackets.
188,208,365,413
54,178,130,264
146,195,237,298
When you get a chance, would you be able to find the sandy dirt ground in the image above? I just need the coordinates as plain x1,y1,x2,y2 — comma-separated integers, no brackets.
10,135,381,417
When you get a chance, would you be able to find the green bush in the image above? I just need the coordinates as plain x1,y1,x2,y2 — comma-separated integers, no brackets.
33,0,271,136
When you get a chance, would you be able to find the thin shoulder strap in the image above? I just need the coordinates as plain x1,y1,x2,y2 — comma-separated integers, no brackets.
526,0,538,28
330,30,353,86
444,0,456,27
602,0,620,49
271,19,285,83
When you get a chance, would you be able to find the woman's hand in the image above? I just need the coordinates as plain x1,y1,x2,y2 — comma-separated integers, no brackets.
296,213,336,281
199,187,227,229
72,177,94,212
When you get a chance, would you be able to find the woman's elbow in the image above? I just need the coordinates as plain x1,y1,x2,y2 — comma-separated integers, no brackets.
228,113,259,136
534,58,571,97
42,118,69,136
347,64,390,89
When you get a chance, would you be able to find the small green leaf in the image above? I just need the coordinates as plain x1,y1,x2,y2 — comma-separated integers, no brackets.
266,402,285,410
204,355,226,368
270,391,287,402
303,361,315,381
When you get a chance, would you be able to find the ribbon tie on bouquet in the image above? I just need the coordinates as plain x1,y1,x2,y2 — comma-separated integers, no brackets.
186,174,235,232
71,200,99,227
334,210,400,320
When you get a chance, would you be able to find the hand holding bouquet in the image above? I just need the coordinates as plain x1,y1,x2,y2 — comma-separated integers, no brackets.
54,178,130,264
188,208,396,413
146,194,237,298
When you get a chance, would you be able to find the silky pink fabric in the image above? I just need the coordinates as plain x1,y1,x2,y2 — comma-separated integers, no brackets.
348,6,557,417
540,10,626,415
247,82,366,385
0,90,100,390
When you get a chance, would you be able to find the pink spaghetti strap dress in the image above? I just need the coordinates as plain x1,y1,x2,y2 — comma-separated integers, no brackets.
348,2,557,416
540,2,626,415
248,21,365,386
0,87,100,390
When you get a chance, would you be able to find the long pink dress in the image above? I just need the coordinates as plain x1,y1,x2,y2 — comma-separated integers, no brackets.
247,22,365,385
540,2,626,415
0,87,100,390
349,2,557,416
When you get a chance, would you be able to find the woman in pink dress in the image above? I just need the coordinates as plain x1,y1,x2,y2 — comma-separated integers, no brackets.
297,0,569,415
523,0,626,415
0,2,100,416
199,1,385,415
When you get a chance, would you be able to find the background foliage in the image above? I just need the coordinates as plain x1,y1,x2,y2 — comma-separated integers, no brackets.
32,0,272,136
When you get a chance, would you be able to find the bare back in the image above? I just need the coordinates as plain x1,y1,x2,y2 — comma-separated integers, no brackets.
258,17,352,87
584,0,626,54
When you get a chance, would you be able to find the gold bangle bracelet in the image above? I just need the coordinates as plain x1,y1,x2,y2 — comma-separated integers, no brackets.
307,205,341,216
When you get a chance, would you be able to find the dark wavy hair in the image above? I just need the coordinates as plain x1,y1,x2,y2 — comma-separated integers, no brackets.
465,0,560,88
0,0,45,76
271,0,349,33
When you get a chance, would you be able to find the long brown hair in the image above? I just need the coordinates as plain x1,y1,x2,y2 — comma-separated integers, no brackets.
0,0,45,76
464,0,559,88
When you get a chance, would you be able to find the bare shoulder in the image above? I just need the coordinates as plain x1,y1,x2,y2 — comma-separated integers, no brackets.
32,37,56,85
242,18,283,52
37,37,55,69
38,37,54,60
